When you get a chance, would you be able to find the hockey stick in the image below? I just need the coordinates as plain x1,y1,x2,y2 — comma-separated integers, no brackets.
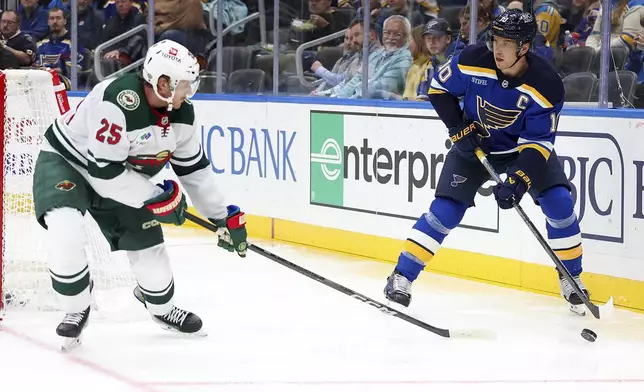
474,148,614,319
184,211,493,339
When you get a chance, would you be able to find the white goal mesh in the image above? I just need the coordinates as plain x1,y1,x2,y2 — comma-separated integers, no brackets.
0,70,135,315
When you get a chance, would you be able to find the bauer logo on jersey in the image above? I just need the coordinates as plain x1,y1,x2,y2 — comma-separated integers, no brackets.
55,180,76,191
476,96,522,134
117,90,140,111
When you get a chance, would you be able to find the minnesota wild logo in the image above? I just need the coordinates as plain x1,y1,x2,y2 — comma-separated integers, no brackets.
55,180,76,191
117,90,140,111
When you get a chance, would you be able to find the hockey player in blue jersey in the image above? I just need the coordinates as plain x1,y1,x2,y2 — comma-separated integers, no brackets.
384,9,590,316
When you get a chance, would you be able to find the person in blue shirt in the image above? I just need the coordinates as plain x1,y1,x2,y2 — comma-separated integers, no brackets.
36,8,85,88
384,10,590,317
102,0,146,20
19,0,49,41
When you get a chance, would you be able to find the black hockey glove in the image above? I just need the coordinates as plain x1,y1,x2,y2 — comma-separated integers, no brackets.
210,205,248,258
493,169,532,209
448,120,488,160
144,180,187,225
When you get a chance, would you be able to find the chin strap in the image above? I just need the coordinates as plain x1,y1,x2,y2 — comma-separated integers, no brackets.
504,46,528,71
507,54,524,69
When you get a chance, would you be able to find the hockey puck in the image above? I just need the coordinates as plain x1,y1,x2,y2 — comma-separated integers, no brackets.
581,328,597,342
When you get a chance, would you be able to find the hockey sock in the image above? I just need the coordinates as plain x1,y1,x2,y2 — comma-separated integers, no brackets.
128,244,175,316
396,197,468,282
44,207,93,313
537,186,583,277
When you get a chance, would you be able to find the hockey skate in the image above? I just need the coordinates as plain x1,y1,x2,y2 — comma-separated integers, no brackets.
384,269,412,307
133,286,206,336
559,273,589,316
56,306,90,352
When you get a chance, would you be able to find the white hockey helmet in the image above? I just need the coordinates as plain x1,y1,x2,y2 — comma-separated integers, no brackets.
142,40,200,110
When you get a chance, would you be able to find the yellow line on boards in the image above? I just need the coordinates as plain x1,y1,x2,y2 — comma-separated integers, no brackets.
183,208,644,313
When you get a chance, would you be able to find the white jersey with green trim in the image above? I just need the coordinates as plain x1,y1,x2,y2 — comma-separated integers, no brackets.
41,72,227,220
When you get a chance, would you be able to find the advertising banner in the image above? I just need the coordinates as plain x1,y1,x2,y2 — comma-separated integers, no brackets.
64,96,644,282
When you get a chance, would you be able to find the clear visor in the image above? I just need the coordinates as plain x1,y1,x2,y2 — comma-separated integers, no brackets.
175,78,200,99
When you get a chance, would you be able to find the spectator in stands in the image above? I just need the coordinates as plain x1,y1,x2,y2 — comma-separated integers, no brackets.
19,0,48,41
415,0,439,23
416,18,457,100
86,0,144,87
291,0,353,48
319,15,412,98
459,3,492,44
77,0,103,51
1,9,37,68
101,0,145,65
480,0,505,18
624,32,644,107
375,0,424,39
507,1,523,9
351,18,382,53
570,3,600,46
352,0,381,24
560,0,593,37
202,0,248,43
103,0,146,21
393,24,431,100
586,0,644,53
36,7,84,88
533,0,564,49
311,22,362,91
47,0,70,10
155,0,211,66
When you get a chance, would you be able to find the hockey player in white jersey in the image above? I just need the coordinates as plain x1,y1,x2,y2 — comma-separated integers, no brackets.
32,40,248,350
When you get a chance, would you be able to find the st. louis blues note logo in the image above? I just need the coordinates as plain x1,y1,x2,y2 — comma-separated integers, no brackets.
475,96,522,136
451,174,467,187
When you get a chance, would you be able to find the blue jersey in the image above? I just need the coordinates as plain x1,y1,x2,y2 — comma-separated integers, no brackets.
36,31,85,79
428,44,564,162
102,0,146,20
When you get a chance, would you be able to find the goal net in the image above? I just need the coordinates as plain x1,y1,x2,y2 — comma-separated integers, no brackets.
0,70,135,316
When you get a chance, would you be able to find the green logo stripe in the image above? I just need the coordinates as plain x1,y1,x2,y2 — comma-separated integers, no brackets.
310,112,344,206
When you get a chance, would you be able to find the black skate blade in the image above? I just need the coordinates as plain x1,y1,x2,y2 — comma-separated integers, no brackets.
151,317,208,337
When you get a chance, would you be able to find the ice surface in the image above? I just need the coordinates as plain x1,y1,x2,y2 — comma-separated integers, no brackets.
2,226,644,392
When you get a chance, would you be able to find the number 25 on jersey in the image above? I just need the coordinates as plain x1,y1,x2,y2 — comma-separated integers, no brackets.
96,119,122,145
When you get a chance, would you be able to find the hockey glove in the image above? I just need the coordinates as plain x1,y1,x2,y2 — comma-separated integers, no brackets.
143,180,187,225
493,169,532,210
448,120,488,160
210,205,248,258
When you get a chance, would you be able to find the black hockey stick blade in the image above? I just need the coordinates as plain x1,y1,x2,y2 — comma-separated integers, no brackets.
184,211,494,339
474,148,614,319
